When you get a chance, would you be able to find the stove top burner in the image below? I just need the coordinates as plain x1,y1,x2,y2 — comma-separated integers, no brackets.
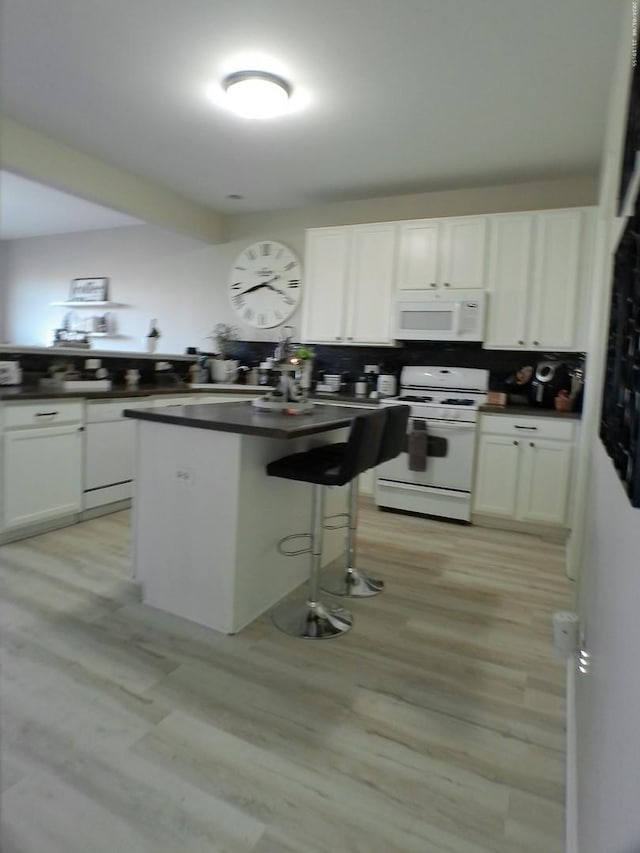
399,395,434,403
440,398,476,406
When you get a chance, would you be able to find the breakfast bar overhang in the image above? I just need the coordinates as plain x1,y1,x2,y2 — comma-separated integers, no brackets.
124,401,375,634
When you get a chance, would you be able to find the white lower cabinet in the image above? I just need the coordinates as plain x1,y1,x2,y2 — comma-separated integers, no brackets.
473,414,575,527
2,402,84,531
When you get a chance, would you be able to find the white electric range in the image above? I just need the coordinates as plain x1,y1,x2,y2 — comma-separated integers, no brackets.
377,366,489,522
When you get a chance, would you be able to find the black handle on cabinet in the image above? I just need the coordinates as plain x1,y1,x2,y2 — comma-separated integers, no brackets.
430,282,437,288
35,411,59,417
518,339,525,345
533,340,540,346
443,282,450,287
529,441,535,447
514,425,538,430
513,440,519,446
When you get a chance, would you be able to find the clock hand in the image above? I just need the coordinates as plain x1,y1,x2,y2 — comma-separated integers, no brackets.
239,275,281,297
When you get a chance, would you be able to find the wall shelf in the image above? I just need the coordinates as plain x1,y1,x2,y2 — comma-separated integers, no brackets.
50,301,127,308
86,333,130,339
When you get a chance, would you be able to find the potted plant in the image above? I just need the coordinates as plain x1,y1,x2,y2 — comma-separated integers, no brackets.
209,323,239,383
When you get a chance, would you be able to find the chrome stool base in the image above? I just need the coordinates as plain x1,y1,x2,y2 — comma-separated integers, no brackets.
321,566,384,597
271,598,353,639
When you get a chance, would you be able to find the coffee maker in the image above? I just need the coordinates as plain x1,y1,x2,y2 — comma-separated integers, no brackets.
529,360,571,408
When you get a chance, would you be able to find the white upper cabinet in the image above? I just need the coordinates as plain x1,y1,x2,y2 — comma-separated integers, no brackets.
485,213,533,347
302,223,396,345
484,207,594,351
529,209,582,350
300,228,350,343
396,216,487,290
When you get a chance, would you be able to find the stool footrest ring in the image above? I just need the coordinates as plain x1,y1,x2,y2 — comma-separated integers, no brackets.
323,512,349,531
277,533,312,557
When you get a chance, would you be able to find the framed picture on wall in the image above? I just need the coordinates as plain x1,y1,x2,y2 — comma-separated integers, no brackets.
69,277,109,302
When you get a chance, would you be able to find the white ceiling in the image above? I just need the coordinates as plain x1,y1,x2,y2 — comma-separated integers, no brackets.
0,0,620,217
0,171,143,239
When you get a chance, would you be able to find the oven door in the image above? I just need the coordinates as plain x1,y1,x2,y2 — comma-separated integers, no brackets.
377,416,477,492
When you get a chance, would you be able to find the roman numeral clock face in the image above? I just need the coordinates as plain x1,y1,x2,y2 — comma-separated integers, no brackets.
228,241,302,329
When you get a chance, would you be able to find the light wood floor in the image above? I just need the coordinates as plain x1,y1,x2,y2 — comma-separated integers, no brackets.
0,503,570,853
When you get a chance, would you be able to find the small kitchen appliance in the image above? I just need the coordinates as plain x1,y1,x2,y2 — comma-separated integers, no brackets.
394,291,487,342
376,365,489,521
0,361,22,386
529,360,571,408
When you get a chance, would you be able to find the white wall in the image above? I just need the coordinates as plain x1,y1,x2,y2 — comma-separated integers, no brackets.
0,241,8,343
2,175,595,352
573,4,640,852
2,224,266,353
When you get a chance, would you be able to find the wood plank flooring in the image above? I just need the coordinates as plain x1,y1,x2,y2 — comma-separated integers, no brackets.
0,503,570,852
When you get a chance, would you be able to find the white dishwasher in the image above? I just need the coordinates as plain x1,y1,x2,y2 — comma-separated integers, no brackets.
84,398,152,510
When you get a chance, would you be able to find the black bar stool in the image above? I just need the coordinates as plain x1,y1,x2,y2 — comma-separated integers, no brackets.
321,404,410,597
266,409,387,639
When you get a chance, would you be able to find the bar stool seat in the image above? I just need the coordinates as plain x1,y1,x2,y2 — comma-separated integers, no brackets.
321,404,410,597
266,410,387,639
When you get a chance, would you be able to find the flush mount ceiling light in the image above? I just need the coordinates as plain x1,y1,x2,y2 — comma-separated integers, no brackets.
222,71,291,119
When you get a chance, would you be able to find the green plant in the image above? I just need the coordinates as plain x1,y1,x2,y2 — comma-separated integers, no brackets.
293,346,315,360
211,323,238,359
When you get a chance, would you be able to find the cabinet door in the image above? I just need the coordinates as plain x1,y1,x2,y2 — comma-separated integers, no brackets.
85,420,135,491
529,210,582,349
441,217,487,289
345,223,396,344
484,213,533,348
517,439,572,525
396,220,441,289
301,228,349,342
473,434,520,517
3,426,83,529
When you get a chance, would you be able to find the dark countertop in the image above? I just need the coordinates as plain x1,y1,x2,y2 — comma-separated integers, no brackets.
124,400,378,439
0,384,197,401
0,384,383,405
479,404,582,420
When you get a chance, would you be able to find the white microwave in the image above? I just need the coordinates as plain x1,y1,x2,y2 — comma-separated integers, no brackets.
394,290,487,342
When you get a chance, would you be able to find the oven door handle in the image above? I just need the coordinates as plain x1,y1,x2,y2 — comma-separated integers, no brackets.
415,419,476,431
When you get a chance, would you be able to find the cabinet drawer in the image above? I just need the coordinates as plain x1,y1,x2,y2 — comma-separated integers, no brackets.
480,414,575,441
3,400,84,429
87,398,152,422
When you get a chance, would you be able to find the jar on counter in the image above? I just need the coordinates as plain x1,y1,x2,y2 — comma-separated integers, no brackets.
355,376,368,397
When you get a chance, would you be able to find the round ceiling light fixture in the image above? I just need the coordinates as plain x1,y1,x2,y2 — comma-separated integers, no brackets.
222,71,291,119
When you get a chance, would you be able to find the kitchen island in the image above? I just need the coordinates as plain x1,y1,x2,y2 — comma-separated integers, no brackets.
124,401,374,634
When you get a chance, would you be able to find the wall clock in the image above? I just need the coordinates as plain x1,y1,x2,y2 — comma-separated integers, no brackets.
228,240,302,329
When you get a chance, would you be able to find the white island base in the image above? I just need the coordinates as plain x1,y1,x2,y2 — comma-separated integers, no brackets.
131,419,348,634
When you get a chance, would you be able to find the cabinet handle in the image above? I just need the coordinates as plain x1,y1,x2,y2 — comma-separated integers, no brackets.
518,340,524,345
533,340,540,346
513,440,519,446
35,411,58,417
335,336,342,341
443,282,450,288
514,425,538,430
347,336,354,341
529,441,535,447
430,282,437,288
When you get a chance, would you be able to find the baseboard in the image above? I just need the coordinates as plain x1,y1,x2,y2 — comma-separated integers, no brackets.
80,499,132,521
471,512,569,543
0,513,80,545
566,657,578,853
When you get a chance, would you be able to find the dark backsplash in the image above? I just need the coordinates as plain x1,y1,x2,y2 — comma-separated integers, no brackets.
229,340,586,391
5,342,586,392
